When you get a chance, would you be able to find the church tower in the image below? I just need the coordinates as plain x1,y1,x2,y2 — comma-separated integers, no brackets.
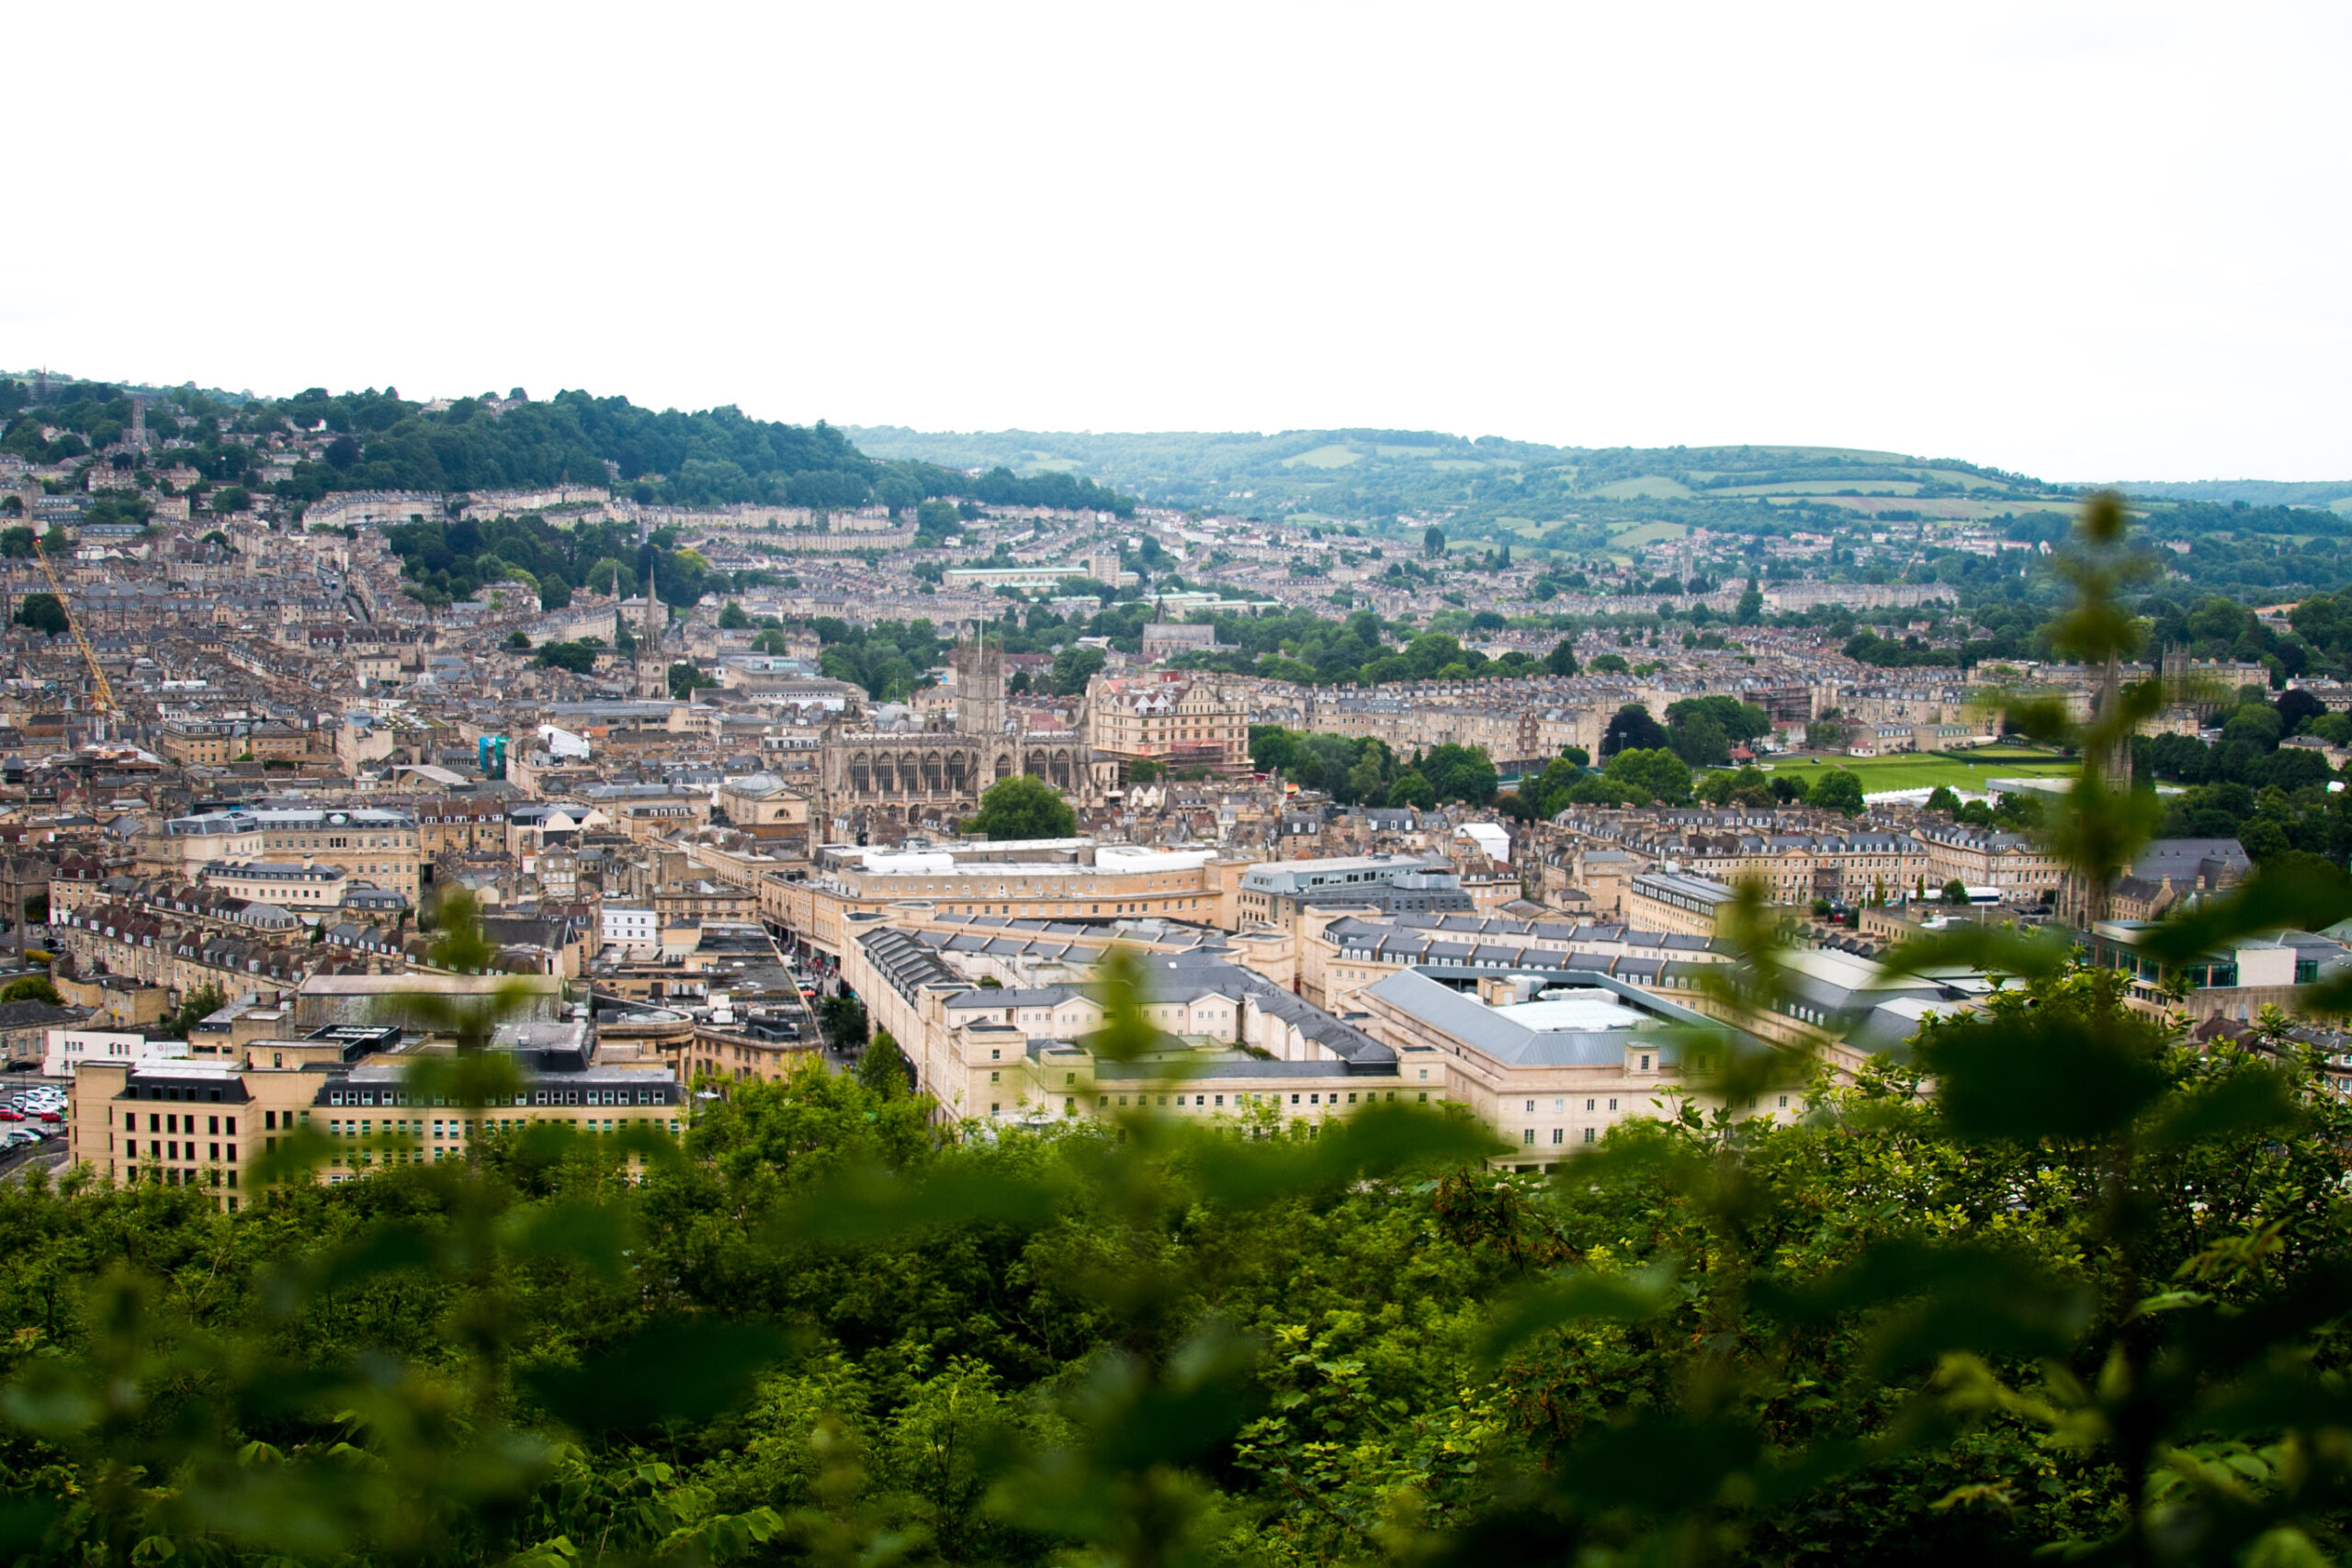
953,620,1007,735
634,561,668,700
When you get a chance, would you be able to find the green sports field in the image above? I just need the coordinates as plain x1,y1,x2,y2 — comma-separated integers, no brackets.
1755,750,2076,794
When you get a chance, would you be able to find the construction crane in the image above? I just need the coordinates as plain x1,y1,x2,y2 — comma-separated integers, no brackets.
29,538,119,730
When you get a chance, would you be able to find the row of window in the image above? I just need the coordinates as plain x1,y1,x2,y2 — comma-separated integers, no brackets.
1515,1093,1794,1143
128,1112,237,1134
125,1139,235,1163
325,1088,668,1108
1081,1089,1423,1111
324,1117,672,1143
129,1165,237,1199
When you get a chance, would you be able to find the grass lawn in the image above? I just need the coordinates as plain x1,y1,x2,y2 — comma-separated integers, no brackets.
1591,477,1692,501
1757,750,2075,794
1709,480,1924,498
1609,520,1690,547
1282,444,1363,469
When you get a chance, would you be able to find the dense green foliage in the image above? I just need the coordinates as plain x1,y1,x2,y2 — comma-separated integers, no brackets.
531,639,604,674
1663,694,1771,769
380,515,726,611
966,774,1077,840
812,619,946,702
11,593,66,637
6,954,2352,1568
1248,728,1498,807
0,381,1137,537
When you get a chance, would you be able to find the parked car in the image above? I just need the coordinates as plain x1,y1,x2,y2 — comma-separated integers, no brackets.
34,1111,60,1123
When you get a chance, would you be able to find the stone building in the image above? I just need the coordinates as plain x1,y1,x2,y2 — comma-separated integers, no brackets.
812,633,1101,836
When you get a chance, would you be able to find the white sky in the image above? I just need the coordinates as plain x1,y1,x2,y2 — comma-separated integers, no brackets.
7,2,2347,483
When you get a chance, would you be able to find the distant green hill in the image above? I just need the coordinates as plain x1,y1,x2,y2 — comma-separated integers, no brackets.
847,424,2068,544
2103,479,2352,513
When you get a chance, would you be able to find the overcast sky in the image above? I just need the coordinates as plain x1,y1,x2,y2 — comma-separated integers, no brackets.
7,3,2346,482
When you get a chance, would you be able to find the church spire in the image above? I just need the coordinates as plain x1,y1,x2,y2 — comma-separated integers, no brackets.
635,558,667,700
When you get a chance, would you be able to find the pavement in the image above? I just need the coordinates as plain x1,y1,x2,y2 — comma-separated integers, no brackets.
0,1144,66,1183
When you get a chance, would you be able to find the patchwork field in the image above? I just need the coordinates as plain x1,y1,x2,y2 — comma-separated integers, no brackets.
1710,480,1925,498
1282,444,1363,468
1589,476,1693,500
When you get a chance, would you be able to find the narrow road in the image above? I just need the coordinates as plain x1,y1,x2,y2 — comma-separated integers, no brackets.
2,1148,66,1184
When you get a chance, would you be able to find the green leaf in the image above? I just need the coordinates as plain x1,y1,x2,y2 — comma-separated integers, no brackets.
1479,1263,1679,1365
1916,1011,2169,1144
523,1320,795,1435
2143,1066,2301,1152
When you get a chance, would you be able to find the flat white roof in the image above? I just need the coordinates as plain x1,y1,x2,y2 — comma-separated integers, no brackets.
1490,989,1652,1032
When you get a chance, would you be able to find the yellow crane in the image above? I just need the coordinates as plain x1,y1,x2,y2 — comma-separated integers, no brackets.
28,538,119,726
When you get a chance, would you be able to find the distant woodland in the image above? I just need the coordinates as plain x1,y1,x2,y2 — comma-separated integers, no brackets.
0,379,1137,517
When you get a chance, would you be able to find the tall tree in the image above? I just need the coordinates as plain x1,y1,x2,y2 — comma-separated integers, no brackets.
12,593,66,637
1601,703,1668,756
967,774,1076,840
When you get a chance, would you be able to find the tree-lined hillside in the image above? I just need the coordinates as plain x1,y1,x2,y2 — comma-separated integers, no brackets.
0,377,1139,517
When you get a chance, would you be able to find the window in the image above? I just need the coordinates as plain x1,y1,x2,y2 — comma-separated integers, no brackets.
1586,1099,1595,1112
1523,1099,1534,1113
1521,1128,1535,1145
1608,1099,1618,1111
1584,1127,1597,1145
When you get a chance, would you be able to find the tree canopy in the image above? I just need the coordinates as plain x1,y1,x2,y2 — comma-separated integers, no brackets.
967,773,1077,840
1600,703,1668,756
11,592,66,637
